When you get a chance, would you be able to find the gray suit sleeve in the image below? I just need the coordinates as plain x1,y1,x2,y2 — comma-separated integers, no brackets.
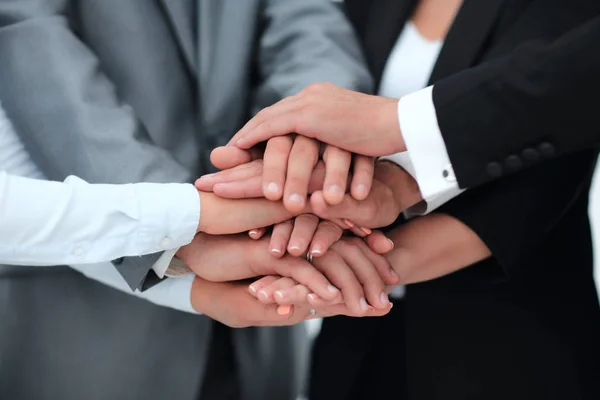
253,0,373,109
0,0,192,291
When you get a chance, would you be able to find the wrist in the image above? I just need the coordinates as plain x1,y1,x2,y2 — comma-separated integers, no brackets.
381,99,406,154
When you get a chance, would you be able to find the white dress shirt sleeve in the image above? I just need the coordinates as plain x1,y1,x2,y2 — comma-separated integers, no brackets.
0,171,200,266
379,86,465,215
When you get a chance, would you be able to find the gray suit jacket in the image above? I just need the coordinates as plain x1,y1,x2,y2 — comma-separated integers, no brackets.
0,0,371,399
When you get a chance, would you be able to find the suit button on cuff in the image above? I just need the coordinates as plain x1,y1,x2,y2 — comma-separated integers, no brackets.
522,148,540,163
486,162,503,178
442,164,457,182
538,142,555,158
505,155,523,171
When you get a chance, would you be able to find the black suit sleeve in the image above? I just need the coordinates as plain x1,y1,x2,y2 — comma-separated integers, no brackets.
433,14,600,189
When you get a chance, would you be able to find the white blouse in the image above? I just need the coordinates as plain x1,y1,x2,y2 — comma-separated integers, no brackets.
379,22,444,298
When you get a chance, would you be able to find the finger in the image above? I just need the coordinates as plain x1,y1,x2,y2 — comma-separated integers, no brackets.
353,237,400,286
213,176,263,199
365,230,395,254
262,136,294,200
313,251,368,315
351,155,375,201
248,227,266,240
195,160,263,191
306,293,344,308
230,96,302,146
340,218,369,237
287,214,320,257
322,146,351,205
256,277,297,304
340,239,389,310
259,255,341,302
210,146,254,170
283,136,320,213
309,221,343,257
273,284,312,306
315,302,393,319
248,276,280,298
269,220,294,257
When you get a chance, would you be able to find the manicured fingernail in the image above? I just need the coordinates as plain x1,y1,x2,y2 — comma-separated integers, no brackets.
308,293,318,302
390,302,394,309
266,182,280,194
259,290,270,300
359,297,369,312
311,247,322,256
198,173,215,180
380,292,389,306
327,285,340,294
271,248,282,255
387,239,395,250
368,306,375,312
275,290,285,300
288,194,304,204
327,184,342,196
235,138,246,146
360,227,372,235
277,305,292,315
344,219,355,228
288,245,302,253
249,230,259,238
248,285,257,295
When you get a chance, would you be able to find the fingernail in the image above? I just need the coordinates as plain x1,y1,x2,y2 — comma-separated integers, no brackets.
248,285,257,295
355,184,368,197
288,194,304,204
198,173,215,180
310,247,322,256
380,292,389,306
361,227,372,235
275,290,285,300
359,297,369,312
288,245,302,253
390,302,394,309
266,182,280,194
368,306,375,312
308,293,318,302
277,305,292,316
387,239,395,250
259,290,270,300
235,138,246,146
327,285,340,294
327,184,342,196
390,269,400,280
344,219,355,228
249,230,259,238
271,248,282,255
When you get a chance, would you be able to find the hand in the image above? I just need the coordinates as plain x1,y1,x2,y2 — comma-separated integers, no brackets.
248,215,394,258
229,83,405,157
210,137,374,211
249,236,400,314
309,161,422,228
190,277,392,328
177,233,340,302
196,191,303,235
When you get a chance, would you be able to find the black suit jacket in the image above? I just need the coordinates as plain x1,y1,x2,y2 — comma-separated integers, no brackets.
310,1,600,400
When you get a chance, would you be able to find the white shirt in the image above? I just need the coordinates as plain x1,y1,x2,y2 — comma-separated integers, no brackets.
379,22,464,214
0,104,199,313
378,22,464,298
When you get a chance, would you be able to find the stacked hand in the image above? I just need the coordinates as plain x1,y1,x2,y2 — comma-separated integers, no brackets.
183,83,490,327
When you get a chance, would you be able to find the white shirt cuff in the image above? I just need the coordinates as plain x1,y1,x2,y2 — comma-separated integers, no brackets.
131,183,199,278
380,86,465,215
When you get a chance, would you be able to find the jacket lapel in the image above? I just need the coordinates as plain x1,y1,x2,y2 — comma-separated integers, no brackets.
363,0,418,88
159,0,197,75
428,0,506,83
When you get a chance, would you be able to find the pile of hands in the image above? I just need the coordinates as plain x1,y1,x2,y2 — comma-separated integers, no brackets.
177,84,426,327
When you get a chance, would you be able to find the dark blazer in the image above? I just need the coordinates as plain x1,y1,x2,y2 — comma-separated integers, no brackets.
310,1,600,399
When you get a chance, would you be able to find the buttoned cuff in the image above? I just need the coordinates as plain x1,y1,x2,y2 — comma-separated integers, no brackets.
380,86,465,215
133,182,200,264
